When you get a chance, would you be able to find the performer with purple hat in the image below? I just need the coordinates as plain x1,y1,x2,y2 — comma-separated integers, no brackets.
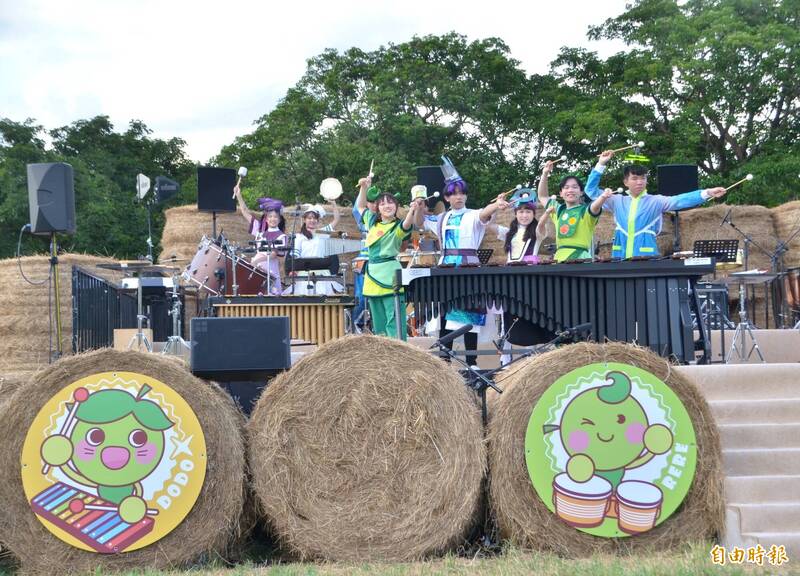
233,183,287,295
423,156,509,366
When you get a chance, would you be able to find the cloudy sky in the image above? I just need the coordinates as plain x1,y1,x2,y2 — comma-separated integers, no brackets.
1,0,628,162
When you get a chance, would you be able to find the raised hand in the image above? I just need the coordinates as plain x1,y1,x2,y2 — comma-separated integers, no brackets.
542,160,554,176
705,186,727,198
598,150,615,166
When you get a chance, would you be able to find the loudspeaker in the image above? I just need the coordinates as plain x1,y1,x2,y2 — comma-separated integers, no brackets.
27,162,76,235
190,317,291,380
416,165,446,210
657,164,699,197
197,166,236,212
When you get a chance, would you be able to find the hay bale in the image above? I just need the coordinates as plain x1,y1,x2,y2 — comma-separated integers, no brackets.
772,200,800,269
0,349,247,574
247,334,485,562
488,342,724,556
0,254,128,383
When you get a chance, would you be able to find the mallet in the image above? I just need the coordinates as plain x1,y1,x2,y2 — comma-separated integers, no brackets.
610,141,645,153
68,498,159,517
231,166,248,198
355,159,375,188
725,173,754,191
550,155,568,165
42,387,89,475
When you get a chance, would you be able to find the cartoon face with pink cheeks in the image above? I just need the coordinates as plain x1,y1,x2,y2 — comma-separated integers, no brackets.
40,385,173,523
545,371,673,488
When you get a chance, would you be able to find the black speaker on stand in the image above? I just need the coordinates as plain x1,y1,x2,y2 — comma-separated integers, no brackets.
197,166,236,238
416,166,446,212
26,162,77,360
657,164,699,254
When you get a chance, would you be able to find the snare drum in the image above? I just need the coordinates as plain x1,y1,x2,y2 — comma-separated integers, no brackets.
551,473,612,528
614,480,663,534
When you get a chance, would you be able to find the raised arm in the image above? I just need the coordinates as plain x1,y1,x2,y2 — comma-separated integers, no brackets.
663,186,727,212
403,198,424,230
585,150,615,200
479,191,511,224
356,176,371,213
233,183,255,226
330,199,340,230
590,188,614,216
538,160,553,206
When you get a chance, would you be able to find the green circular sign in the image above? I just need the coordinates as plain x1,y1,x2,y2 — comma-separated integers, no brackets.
525,363,697,537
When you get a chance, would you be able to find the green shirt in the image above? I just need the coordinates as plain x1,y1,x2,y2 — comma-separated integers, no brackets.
363,217,412,297
548,198,600,262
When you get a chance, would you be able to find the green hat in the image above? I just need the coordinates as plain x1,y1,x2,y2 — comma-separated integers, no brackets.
366,185,381,203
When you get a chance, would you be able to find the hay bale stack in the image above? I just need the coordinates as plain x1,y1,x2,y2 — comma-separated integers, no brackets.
0,349,247,574
772,200,800,269
248,335,485,562
0,254,127,383
488,342,724,556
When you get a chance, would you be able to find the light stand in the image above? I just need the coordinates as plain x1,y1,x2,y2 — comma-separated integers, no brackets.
127,269,153,352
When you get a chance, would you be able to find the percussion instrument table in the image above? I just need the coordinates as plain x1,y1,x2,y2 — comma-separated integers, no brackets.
208,295,355,345
403,259,716,364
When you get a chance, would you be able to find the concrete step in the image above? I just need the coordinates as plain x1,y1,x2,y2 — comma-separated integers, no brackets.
726,475,800,504
675,364,800,401
723,449,800,476
719,423,800,450
734,503,800,533
710,398,800,424
739,532,800,561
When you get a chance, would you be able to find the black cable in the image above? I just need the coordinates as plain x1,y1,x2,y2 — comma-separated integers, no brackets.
16,224,49,285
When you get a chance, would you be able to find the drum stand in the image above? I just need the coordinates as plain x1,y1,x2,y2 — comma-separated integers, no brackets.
162,271,190,356
127,271,152,352
726,278,765,363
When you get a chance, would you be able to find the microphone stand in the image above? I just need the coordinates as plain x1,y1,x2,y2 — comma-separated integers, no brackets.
288,195,301,295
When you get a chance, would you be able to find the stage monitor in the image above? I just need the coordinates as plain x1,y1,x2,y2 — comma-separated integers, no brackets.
657,164,699,197
416,165,446,210
197,166,236,212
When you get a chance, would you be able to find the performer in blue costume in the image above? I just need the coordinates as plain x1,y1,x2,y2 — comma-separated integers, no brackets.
423,156,509,366
585,150,728,259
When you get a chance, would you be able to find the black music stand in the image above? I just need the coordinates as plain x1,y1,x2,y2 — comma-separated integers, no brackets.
693,239,738,263
477,248,493,266
285,255,340,294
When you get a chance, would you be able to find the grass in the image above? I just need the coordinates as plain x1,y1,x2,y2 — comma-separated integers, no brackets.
1,543,794,576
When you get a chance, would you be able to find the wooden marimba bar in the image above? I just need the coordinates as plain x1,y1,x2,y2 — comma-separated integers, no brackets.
208,295,354,345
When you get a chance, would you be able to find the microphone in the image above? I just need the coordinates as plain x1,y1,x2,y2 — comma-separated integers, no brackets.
432,324,474,348
720,207,733,227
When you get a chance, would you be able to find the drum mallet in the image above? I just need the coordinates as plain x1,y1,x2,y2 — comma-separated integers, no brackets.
610,141,645,153
232,166,248,198
725,173,753,191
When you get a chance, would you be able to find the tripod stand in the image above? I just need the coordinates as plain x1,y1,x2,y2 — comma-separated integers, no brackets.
162,269,190,356
725,274,766,363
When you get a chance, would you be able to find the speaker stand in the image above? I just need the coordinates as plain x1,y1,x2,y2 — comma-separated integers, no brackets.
127,271,153,352
49,233,64,361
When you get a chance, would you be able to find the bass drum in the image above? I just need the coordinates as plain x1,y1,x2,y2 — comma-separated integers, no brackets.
183,236,269,296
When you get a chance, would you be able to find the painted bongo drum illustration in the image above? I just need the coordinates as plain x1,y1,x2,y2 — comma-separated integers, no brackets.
614,480,663,534
551,473,612,528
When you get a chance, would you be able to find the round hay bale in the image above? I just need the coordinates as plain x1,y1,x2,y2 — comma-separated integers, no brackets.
772,200,800,269
248,334,485,562
0,349,247,574
488,342,724,556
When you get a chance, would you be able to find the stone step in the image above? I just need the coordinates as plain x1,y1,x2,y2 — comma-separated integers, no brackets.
734,503,800,533
738,532,800,561
723,449,800,476
710,398,800,424
675,364,800,401
719,423,800,450
726,475,800,504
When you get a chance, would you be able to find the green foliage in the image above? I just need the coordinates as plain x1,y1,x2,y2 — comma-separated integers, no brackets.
0,116,195,259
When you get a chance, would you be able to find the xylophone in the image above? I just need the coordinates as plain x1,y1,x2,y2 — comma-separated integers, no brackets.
31,482,154,553
402,259,716,364
208,295,355,345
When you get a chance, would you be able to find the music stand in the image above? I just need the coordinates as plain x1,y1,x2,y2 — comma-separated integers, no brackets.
477,248,494,266
693,239,738,262
285,255,340,294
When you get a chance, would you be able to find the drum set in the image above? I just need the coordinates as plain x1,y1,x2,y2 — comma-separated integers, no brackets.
183,235,276,297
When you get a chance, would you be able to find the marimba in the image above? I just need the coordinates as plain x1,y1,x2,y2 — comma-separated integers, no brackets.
403,259,716,364
208,295,354,344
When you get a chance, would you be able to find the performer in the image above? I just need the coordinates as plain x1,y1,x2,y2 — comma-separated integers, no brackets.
494,190,552,263
288,202,341,295
351,181,381,330
423,156,509,366
537,161,611,262
586,150,728,258
361,192,424,340
233,184,287,294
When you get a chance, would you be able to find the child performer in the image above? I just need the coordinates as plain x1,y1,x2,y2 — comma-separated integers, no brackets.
288,202,341,295
494,189,552,263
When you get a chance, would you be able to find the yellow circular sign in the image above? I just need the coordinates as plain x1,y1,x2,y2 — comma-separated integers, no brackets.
20,372,207,553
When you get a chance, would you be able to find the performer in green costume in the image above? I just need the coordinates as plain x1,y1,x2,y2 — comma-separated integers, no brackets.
361,191,424,339
537,160,612,262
